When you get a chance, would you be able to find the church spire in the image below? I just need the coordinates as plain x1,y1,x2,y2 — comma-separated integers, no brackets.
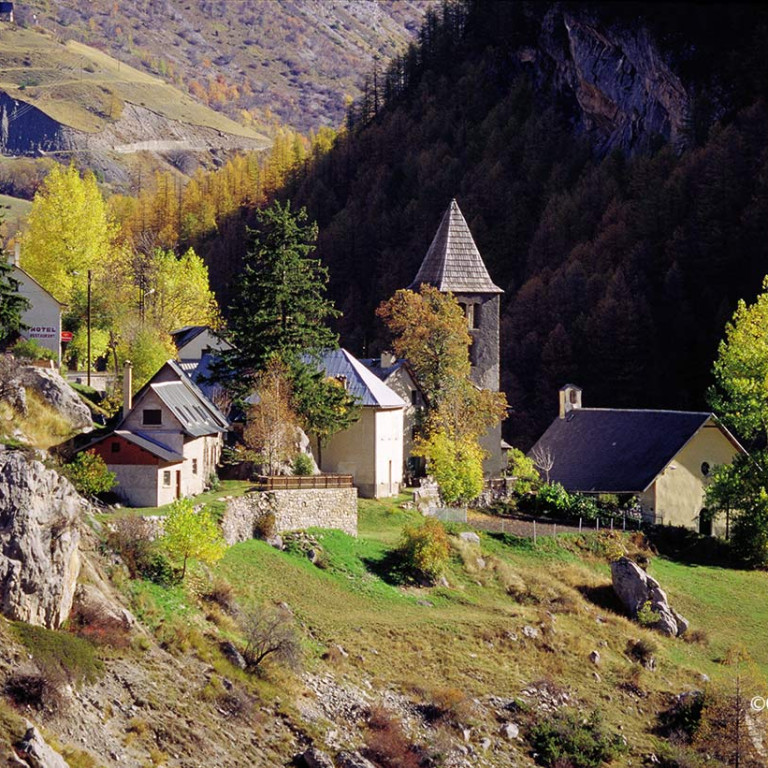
409,199,502,294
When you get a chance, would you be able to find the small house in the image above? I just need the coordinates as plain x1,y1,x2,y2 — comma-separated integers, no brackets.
83,360,228,507
0,3,14,23
8,248,65,366
359,352,426,479
170,325,232,362
529,385,747,535
311,349,405,499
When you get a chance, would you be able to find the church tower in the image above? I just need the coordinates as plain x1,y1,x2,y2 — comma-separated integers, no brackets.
409,199,503,392
409,199,505,476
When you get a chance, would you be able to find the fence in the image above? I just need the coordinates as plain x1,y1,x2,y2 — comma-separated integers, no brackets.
254,474,353,491
427,507,468,523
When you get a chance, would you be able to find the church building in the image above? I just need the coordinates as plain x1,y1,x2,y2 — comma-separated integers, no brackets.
408,199,506,476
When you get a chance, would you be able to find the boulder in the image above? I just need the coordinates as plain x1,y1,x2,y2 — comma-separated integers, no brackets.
610,557,688,637
302,747,335,768
0,452,82,628
17,725,70,768
589,650,601,665
16,367,92,432
336,753,376,768
459,531,481,544
500,722,520,740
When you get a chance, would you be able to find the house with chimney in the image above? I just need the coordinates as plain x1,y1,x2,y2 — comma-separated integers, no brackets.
311,348,405,499
407,199,506,476
81,360,228,507
529,384,747,536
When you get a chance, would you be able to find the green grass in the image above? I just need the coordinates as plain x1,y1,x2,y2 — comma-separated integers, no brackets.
0,27,269,142
0,192,31,225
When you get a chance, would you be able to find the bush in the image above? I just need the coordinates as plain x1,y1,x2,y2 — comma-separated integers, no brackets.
240,604,301,671
253,511,276,540
4,667,66,712
398,518,450,583
536,483,572,515
364,705,422,768
69,599,131,649
626,637,658,667
11,338,57,361
292,452,314,476
107,516,174,584
731,490,768,568
62,450,116,497
202,576,236,614
637,600,661,628
508,447,540,494
206,472,221,492
526,709,627,768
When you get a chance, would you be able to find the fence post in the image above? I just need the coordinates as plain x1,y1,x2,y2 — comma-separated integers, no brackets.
533,520,537,544
622,513,626,532
579,517,582,533
596,518,600,532
610,518,614,531
502,519,505,534
553,522,557,537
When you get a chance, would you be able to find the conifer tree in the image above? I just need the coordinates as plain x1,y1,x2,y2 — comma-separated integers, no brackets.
0,243,29,348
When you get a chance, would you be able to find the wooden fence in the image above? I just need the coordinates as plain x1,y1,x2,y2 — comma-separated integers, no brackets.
254,475,354,491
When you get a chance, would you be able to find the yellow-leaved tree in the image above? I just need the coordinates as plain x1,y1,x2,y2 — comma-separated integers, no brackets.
22,164,118,306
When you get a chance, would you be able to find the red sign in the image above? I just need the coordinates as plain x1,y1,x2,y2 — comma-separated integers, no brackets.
60,331,73,342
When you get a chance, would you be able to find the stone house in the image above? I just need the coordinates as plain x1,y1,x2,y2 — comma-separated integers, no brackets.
311,348,405,499
408,199,506,477
359,352,426,479
8,248,64,366
529,384,747,535
83,360,228,507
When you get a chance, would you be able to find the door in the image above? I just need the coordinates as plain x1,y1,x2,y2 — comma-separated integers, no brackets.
176,470,182,500
699,508,713,537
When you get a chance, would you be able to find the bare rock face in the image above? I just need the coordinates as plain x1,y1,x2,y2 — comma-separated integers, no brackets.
16,724,70,768
16,367,92,433
0,451,82,629
611,556,687,637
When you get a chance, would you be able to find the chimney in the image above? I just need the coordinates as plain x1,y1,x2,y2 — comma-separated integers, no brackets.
380,350,397,368
12,243,20,267
123,361,133,415
558,384,582,419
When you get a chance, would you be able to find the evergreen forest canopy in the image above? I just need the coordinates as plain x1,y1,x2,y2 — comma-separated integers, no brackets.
260,0,768,447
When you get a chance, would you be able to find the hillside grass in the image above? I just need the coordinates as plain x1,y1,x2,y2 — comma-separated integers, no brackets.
0,27,268,141
0,390,78,449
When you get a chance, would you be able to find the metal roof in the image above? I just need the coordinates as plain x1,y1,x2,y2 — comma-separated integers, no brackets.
313,349,406,408
114,430,183,463
409,199,503,294
529,409,745,493
152,381,226,436
170,325,208,350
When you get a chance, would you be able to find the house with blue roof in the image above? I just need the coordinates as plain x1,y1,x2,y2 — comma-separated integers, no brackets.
312,349,406,498
82,359,229,507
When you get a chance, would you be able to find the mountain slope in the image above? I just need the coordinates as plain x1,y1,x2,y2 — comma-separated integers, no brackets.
265,0,768,447
14,0,433,133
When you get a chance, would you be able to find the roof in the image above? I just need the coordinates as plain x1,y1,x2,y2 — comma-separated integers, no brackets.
170,325,209,351
313,349,406,408
177,354,220,401
409,199,503,294
127,359,229,437
529,409,746,493
358,357,407,381
79,429,183,463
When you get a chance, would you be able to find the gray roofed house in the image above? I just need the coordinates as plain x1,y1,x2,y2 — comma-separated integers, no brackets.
530,384,746,536
170,325,232,362
409,199,503,294
308,348,406,498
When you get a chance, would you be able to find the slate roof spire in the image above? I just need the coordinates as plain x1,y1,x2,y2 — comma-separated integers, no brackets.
409,199,503,294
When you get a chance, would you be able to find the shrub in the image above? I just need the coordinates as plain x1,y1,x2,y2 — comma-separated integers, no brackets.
11,337,56,361
240,604,301,671
62,450,116,497
4,667,66,712
292,451,314,476
252,511,276,540
398,518,450,583
570,493,601,521
526,709,626,768
626,637,658,667
536,483,571,516
731,489,768,568
637,600,661,628
69,599,131,649
364,705,422,768
206,472,221,492
508,447,540,494
108,516,174,584
201,576,236,614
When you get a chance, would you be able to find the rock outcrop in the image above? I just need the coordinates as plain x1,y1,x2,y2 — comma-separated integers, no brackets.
16,367,93,433
0,451,83,629
611,556,688,637
16,724,70,768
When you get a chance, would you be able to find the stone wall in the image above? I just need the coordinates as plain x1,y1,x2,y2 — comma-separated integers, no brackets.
222,488,358,545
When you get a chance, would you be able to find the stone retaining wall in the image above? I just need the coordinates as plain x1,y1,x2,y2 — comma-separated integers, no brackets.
222,488,358,545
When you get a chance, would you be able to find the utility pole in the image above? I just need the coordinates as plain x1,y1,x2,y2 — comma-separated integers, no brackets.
86,269,92,387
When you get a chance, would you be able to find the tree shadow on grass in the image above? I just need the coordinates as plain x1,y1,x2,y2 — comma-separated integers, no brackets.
362,550,411,587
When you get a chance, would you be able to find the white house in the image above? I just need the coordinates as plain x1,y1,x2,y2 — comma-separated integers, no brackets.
360,352,426,479
170,325,232,362
312,349,405,499
8,248,64,366
82,360,228,507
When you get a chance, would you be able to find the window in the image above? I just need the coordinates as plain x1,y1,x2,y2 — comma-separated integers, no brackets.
701,461,711,477
411,390,420,406
143,409,162,426
192,458,198,475
162,470,171,487
111,441,120,453
471,303,481,329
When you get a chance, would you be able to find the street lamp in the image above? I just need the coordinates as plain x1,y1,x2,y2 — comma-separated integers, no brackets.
86,269,92,387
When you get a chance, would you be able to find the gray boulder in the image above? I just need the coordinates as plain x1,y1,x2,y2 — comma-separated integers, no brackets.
336,753,376,768
459,531,481,544
611,557,687,637
302,747,335,768
0,452,82,628
17,724,70,768
16,367,92,432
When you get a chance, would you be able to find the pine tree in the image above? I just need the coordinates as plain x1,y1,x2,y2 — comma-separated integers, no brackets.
0,253,29,348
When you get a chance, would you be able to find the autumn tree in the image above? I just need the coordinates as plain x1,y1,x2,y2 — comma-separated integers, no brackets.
161,498,226,581
244,357,299,475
